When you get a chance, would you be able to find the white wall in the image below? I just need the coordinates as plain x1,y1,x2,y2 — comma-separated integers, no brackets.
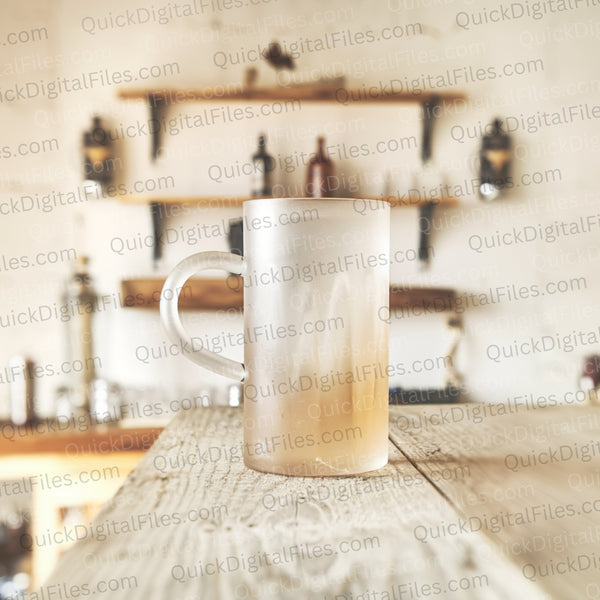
1,0,598,416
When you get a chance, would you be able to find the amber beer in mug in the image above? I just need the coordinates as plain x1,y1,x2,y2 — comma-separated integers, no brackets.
160,198,389,476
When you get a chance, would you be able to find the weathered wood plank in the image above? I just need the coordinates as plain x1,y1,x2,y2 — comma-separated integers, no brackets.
40,408,544,599
389,404,600,600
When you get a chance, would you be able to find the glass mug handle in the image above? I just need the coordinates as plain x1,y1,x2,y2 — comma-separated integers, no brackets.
159,251,246,381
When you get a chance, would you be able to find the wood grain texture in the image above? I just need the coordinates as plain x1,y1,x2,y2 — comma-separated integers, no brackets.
389,287,456,312
120,278,244,310
121,278,456,313
389,404,600,600
117,87,466,104
40,407,545,600
117,194,459,208
0,423,161,455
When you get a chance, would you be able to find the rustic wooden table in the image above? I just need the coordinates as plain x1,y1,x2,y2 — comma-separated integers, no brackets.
40,405,600,600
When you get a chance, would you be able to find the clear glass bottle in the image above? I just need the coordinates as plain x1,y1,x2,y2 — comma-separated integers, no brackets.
250,134,275,197
306,136,335,197
62,256,97,411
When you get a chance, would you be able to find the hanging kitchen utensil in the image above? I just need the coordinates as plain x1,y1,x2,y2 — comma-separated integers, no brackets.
150,201,162,270
420,95,439,164
416,95,441,268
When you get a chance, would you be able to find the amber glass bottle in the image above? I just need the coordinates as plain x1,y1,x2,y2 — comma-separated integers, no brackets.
305,136,335,197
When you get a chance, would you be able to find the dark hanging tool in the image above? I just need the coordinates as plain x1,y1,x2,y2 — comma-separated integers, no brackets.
148,93,168,161
228,218,244,257
420,95,439,163
416,94,441,269
150,201,163,270
417,201,435,268
146,93,168,268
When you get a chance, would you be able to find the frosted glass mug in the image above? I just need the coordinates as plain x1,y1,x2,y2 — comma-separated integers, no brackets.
160,198,390,476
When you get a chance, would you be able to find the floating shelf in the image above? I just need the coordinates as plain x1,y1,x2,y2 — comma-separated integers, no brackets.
122,277,243,311
0,424,163,455
117,84,465,268
117,85,465,160
118,195,459,209
117,87,466,105
121,278,456,312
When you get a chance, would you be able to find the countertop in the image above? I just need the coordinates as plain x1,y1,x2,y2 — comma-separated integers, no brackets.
39,404,600,599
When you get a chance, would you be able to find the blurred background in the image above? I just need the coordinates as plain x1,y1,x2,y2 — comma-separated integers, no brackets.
0,0,598,592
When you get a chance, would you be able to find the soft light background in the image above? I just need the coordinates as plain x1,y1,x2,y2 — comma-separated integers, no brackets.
0,0,598,415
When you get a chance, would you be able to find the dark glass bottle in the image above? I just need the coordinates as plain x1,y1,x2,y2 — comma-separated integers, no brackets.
251,134,275,197
306,136,335,197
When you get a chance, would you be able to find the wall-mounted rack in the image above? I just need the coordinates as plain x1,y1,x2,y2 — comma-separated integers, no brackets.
118,194,459,208
117,86,466,160
116,85,466,267
121,277,457,312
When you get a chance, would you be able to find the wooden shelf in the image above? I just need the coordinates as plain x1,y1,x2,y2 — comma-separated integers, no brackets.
118,87,465,105
122,277,243,310
118,195,459,209
119,195,248,208
121,278,456,312
390,286,455,312
0,424,162,455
